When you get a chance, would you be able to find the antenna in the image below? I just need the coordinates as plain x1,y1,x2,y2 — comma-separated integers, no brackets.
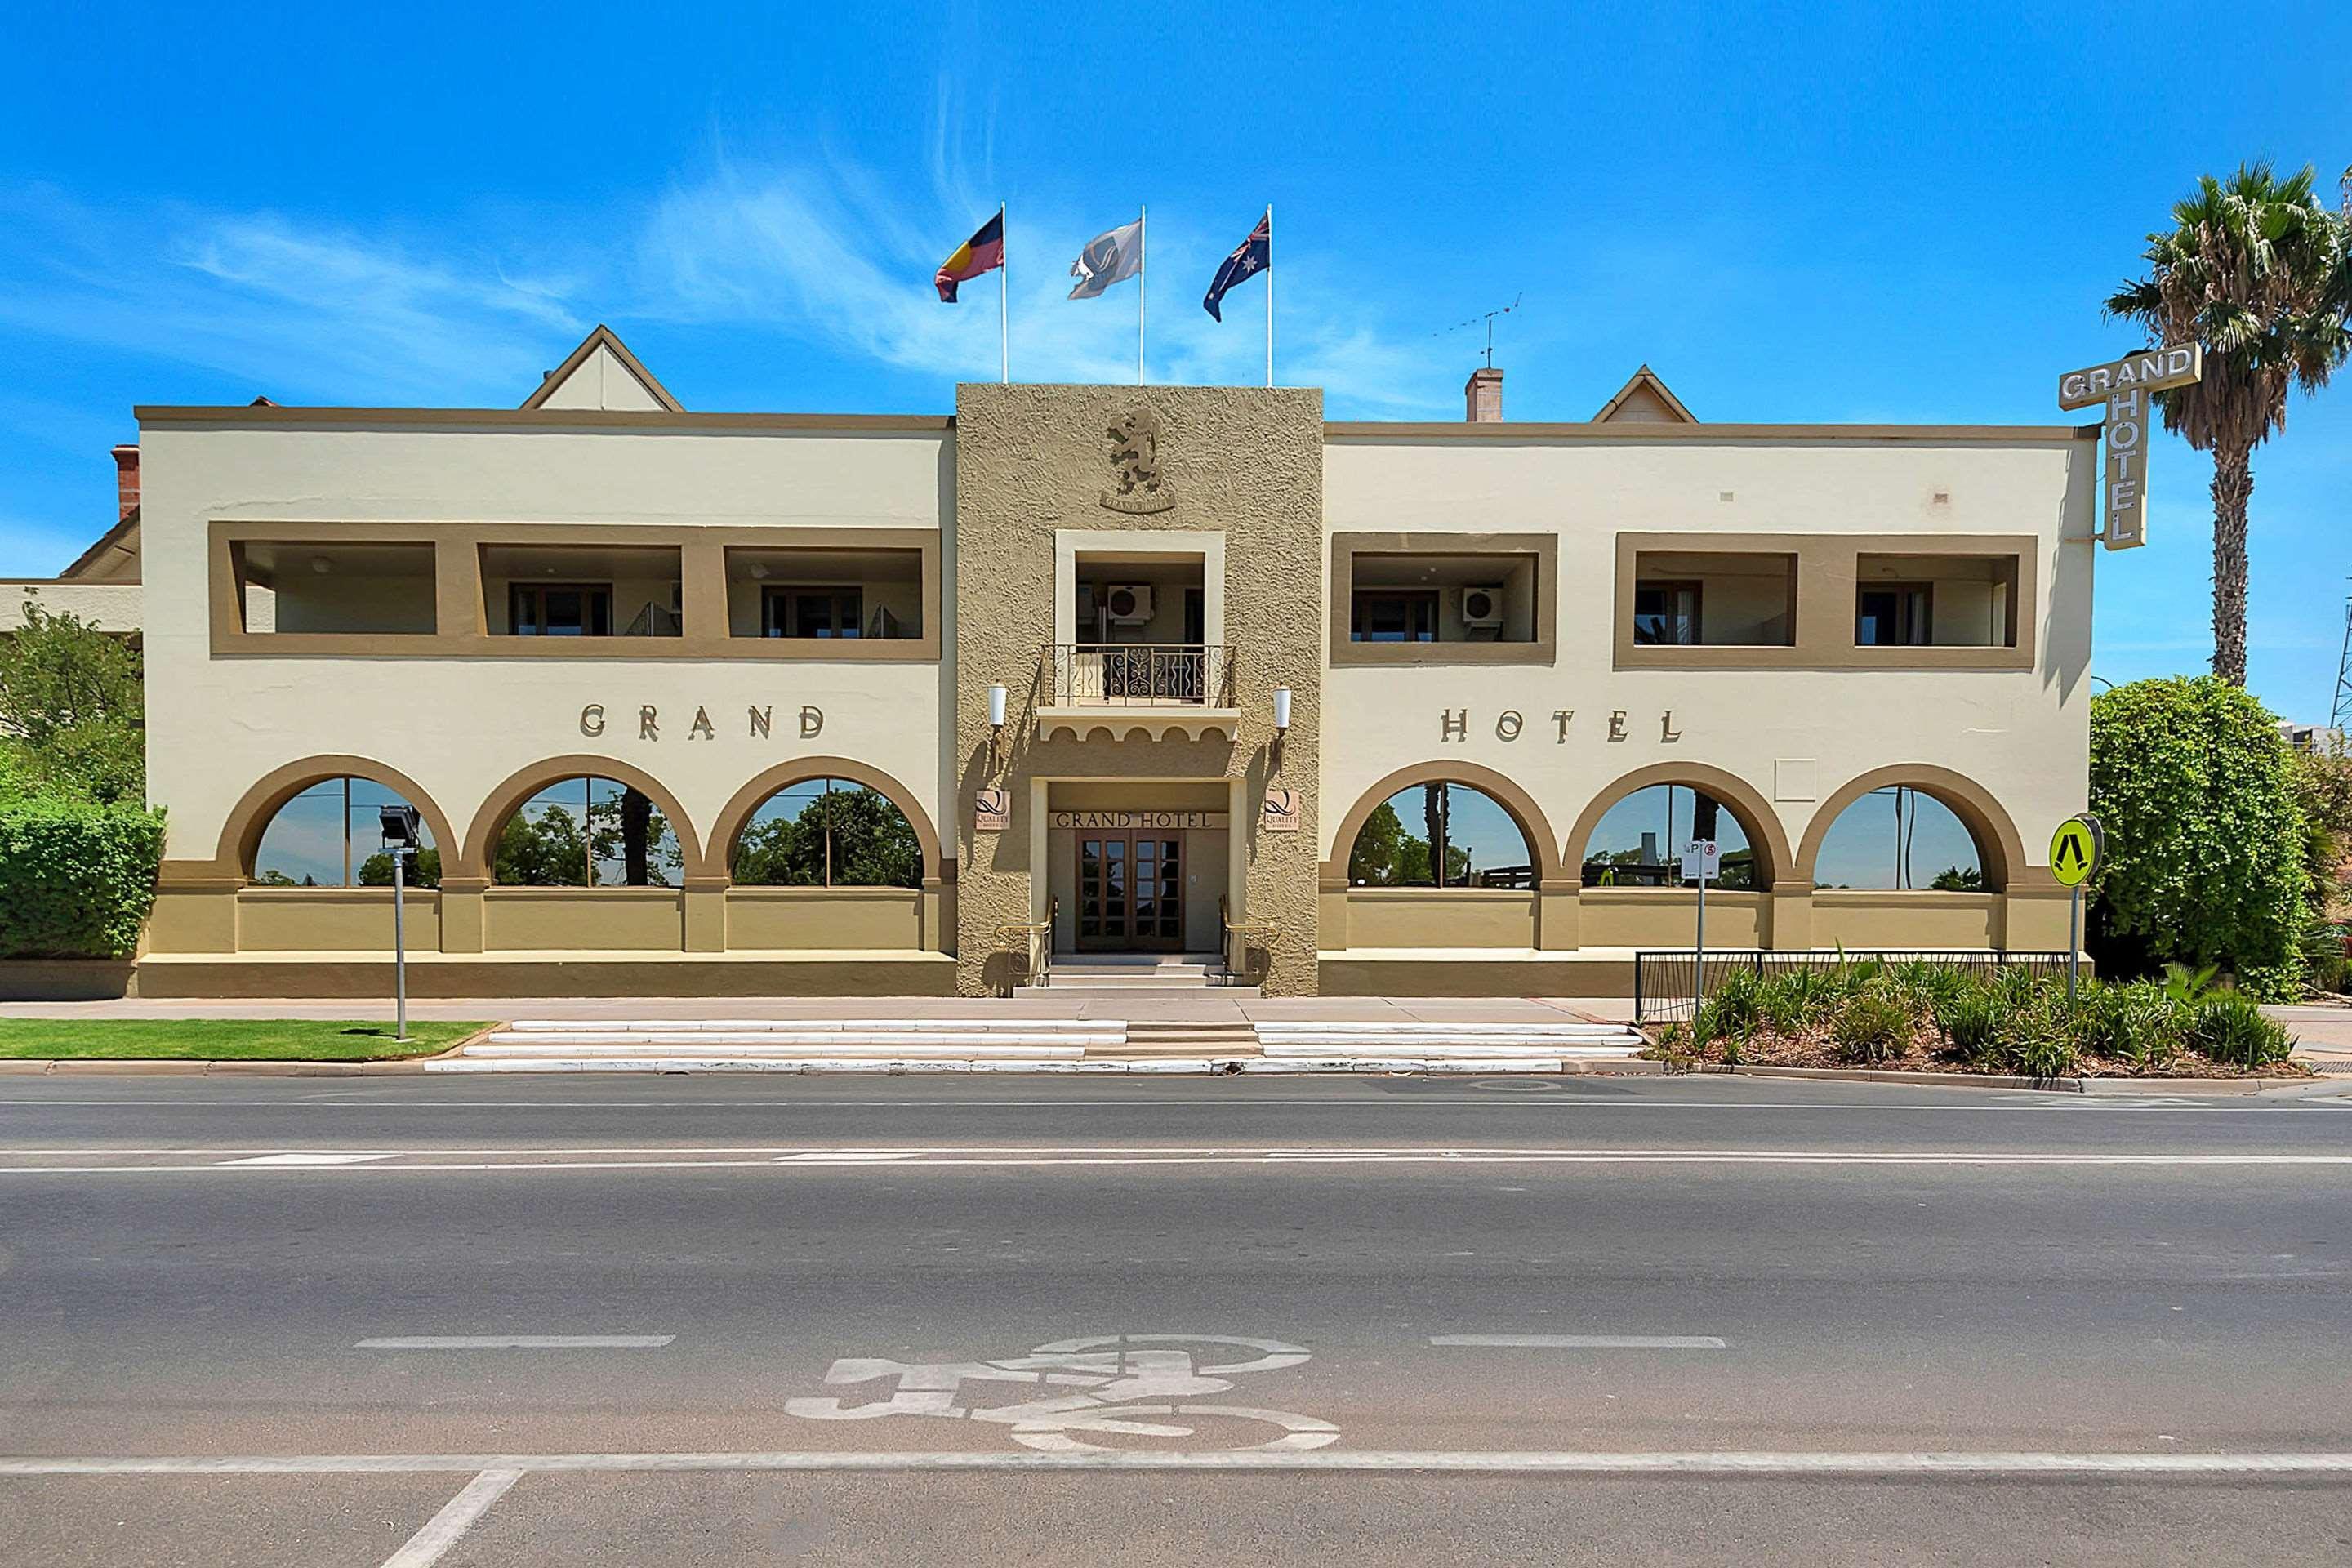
2333,581,2352,733
1435,293,1522,368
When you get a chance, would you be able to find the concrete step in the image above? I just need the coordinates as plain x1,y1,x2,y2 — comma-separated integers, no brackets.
469,1040,1089,1060
503,1018,1114,1035
1012,985,1260,998
1259,1040,1641,1059
1253,1021,1634,1039
1097,1021,1260,1059
480,1030,1116,1050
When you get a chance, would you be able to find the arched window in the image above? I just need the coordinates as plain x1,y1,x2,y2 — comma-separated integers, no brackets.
252,777,441,888
732,777,924,889
1347,781,1536,889
1812,786,1984,891
494,777,681,887
1581,784,1757,890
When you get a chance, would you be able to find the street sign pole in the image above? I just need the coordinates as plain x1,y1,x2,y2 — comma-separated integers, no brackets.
2048,814,2104,1009
1682,839,1719,1013
391,844,408,1043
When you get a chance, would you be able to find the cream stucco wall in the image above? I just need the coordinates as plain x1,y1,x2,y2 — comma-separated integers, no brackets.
1318,433,2098,918
138,420,952,904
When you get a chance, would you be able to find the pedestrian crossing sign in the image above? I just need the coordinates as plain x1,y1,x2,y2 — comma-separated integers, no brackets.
2050,815,2102,887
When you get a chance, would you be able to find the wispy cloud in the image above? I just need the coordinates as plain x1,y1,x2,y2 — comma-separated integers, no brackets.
0,185,584,404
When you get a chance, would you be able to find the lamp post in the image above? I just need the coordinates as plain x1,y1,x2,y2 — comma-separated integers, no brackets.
377,805,421,1043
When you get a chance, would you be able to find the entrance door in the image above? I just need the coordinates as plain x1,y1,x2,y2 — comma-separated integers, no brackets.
1077,832,1183,951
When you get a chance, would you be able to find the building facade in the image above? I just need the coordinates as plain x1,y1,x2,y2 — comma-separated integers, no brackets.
109,328,2096,997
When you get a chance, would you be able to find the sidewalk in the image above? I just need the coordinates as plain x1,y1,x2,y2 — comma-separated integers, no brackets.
0,994,1636,1025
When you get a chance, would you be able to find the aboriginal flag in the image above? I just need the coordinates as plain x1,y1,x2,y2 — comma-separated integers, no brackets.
935,210,1004,302
1202,212,1269,321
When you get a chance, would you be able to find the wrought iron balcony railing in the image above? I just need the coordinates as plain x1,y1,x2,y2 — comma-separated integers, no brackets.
1045,644,1232,707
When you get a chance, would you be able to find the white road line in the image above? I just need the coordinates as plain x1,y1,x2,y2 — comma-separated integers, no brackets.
1431,1334,1727,1349
2,1097,2336,1111
378,1467,520,1568
224,1152,397,1165
5,1450,2350,1477
355,1335,675,1350
5,1150,2352,1174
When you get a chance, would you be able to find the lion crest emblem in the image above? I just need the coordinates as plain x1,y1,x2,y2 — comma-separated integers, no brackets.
1101,408,1175,514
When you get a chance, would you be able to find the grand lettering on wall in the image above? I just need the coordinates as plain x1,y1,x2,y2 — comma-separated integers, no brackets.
1437,708,1686,742
579,703,826,741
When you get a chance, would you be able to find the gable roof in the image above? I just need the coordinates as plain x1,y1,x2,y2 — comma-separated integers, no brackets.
522,325,684,413
60,508,140,582
1592,364,1697,424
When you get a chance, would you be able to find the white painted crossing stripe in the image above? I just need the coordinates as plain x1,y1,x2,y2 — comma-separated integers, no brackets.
5,1450,2350,1477
355,1335,675,1350
378,1468,519,1568
1432,1334,1726,1349
7,1148,2352,1174
224,1152,397,1165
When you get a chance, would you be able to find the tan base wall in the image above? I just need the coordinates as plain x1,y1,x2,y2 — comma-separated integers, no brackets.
1343,889,1536,948
238,889,443,951
1811,891,1998,949
134,956,959,999
486,888,686,951
724,887,925,950
1579,889,1766,948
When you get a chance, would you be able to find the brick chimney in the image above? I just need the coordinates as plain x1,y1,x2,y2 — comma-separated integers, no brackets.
111,444,140,521
1464,366,1503,423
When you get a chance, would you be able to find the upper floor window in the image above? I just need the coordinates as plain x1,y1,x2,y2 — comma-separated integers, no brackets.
1856,583,1932,646
1628,551,1794,647
510,581,612,638
1352,589,1438,643
764,586,866,639
1633,581,1700,645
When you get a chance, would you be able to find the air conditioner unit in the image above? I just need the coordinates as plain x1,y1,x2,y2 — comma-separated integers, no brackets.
1459,585,1506,629
1104,584,1156,626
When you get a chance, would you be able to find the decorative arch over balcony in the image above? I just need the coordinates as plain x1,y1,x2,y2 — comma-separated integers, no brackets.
1321,761,1567,886
1565,762,1792,889
1796,764,2026,893
216,755,461,884
461,755,708,883
709,757,944,886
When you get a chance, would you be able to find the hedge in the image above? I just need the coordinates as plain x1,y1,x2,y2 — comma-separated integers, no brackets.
0,794,166,959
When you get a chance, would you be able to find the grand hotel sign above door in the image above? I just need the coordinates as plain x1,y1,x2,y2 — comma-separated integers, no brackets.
1050,810,1227,831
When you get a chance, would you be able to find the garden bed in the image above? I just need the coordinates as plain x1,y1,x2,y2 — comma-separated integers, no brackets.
1643,959,2307,1080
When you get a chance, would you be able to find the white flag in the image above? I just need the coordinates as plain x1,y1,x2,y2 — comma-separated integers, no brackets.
1068,220,1143,299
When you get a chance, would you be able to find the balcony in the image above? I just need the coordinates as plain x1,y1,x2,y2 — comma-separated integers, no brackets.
1036,644,1240,742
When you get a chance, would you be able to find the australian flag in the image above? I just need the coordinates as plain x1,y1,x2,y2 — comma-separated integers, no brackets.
1202,211,1270,321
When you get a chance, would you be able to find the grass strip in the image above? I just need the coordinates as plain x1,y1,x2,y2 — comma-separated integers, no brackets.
0,1019,488,1061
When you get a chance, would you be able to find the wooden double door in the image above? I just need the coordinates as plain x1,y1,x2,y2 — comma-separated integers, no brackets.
1076,831,1184,951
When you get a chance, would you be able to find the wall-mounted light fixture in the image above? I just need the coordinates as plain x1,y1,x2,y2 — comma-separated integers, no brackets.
1273,687,1293,734
987,683,1008,769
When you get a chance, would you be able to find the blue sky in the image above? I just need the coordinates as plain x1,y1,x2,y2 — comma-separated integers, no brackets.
3,2,2348,719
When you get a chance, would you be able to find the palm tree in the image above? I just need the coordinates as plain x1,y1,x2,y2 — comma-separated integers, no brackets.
2105,163,2351,685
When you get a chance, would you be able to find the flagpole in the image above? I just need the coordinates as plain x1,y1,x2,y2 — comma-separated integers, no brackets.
998,202,1009,385
1137,204,1147,386
1264,203,1274,389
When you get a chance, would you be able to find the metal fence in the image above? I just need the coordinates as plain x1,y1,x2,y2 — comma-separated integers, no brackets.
1045,644,1231,706
1633,949,2074,1023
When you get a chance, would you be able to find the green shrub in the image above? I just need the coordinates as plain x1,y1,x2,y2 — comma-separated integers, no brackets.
0,795,165,959
2011,1032,2082,1080
1932,985,2002,1065
1703,967,1762,1036
1757,967,1836,1034
2185,993,2294,1069
2070,982,2183,1071
1832,990,1915,1064
2091,677,2306,991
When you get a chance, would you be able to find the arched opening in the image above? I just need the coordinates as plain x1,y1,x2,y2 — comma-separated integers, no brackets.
492,776,683,887
731,777,924,888
1811,786,1987,891
1347,780,1539,889
251,776,442,887
1579,784,1759,890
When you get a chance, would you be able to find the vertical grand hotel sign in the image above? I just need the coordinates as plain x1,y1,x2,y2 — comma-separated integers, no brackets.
2056,342,2202,550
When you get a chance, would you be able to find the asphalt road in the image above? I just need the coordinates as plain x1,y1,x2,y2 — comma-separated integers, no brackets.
3,1073,2350,1566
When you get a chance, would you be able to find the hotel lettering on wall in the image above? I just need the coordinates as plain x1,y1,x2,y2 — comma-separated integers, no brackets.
1049,811,1229,830
2056,342,2203,551
1439,708,1686,742
579,703,826,740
